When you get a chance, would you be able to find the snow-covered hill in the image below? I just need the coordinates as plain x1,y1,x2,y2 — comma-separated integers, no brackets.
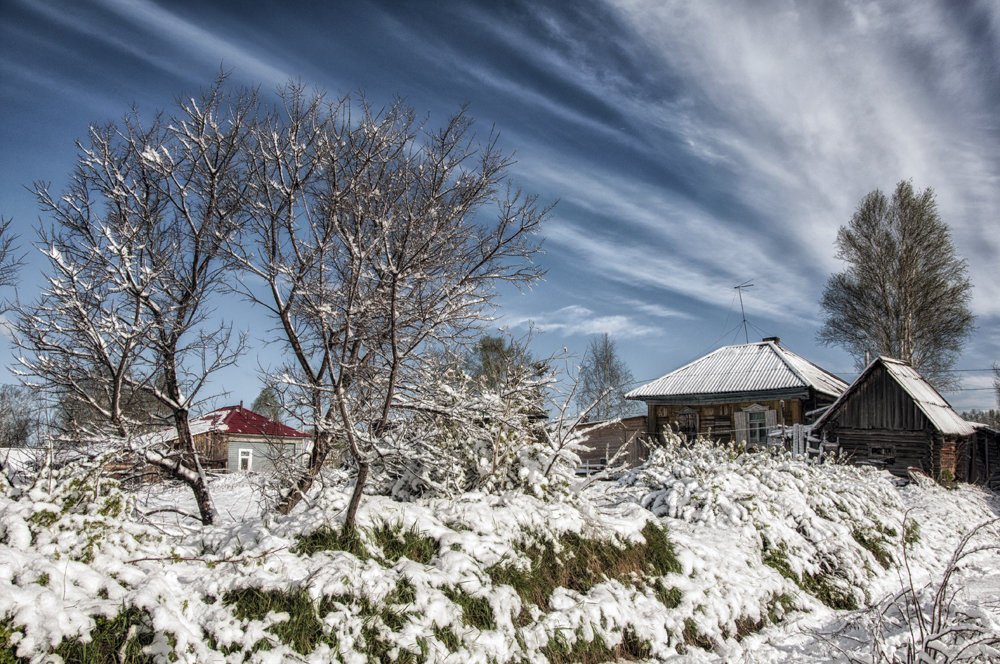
2,442,998,663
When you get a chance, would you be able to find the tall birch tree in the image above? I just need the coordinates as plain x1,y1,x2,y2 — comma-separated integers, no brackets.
818,180,974,388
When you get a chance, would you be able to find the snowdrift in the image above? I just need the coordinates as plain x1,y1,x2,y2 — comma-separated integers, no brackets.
1,442,998,663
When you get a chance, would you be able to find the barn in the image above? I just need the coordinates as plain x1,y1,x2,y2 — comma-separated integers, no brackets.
575,414,648,474
811,357,978,480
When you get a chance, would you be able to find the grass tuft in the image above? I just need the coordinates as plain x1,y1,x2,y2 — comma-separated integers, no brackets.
0,621,26,664
293,525,369,559
224,587,334,654
443,587,496,630
540,627,650,664
51,607,155,664
762,543,857,610
487,521,680,612
654,582,682,609
369,522,439,564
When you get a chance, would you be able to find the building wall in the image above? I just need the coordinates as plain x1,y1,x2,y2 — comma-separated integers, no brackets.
226,437,306,473
817,365,965,479
647,398,804,443
577,416,648,470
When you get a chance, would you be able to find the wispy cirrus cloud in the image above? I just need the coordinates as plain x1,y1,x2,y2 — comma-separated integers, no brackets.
503,305,659,339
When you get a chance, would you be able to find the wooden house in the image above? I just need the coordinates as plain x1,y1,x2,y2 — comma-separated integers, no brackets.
148,405,310,473
811,357,978,479
575,415,648,474
626,338,848,445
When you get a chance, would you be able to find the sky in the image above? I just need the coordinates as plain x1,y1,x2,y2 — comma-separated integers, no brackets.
1,0,999,414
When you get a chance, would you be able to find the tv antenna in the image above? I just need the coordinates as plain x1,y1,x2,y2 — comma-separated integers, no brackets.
734,280,753,344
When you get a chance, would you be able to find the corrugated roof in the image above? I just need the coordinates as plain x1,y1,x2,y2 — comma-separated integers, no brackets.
141,406,309,446
879,358,974,435
813,357,975,436
626,341,848,400
193,406,310,438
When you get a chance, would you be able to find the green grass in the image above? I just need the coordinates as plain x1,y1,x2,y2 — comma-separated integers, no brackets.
369,522,439,564
293,521,439,565
654,582,682,609
486,521,681,613
0,621,27,664
540,627,650,664
293,525,369,558
432,624,460,651
443,587,496,630
224,587,334,654
852,528,893,569
904,520,921,546
761,543,856,610
50,607,155,664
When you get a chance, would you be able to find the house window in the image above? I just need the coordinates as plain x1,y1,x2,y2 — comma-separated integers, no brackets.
238,448,252,472
748,411,767,444
735,404,776,445
870,445,895,462
676,409,699,439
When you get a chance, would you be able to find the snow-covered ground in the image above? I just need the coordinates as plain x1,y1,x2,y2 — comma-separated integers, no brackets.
2,442,998,663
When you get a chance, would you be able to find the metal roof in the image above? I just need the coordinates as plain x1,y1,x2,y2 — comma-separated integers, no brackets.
626,341,848,401
139,406,309,446
192,406,310,438
813,357,974,436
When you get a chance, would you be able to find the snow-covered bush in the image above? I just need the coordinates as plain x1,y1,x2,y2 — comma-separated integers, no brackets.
845,517,1000,664
619,438,909,609
380,361,581,501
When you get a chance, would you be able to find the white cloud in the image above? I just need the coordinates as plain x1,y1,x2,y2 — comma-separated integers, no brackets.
504,304,659,339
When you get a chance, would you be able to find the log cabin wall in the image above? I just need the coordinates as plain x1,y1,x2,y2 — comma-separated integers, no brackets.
648,398,805,443
819,363,967,479
577,416,648,467
192,431,229,469
828,365,927,430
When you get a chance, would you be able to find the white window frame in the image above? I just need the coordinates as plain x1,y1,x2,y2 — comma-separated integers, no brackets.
238,448,252,472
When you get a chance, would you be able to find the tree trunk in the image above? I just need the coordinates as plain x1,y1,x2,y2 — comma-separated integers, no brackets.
344,459,369,534
275,431,332,515
173,411,218,525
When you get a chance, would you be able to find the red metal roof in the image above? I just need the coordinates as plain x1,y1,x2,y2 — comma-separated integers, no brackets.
191,406,310,439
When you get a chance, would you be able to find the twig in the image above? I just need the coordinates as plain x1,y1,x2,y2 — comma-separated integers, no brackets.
126,545,287,565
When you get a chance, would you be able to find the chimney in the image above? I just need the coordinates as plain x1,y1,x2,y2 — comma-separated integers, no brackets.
763,336,780,345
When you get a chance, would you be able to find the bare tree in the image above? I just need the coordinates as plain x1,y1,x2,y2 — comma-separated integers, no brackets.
11,76,253,524
576,333,637,421
818,181,974,388
0,217,21,295
233,85,548,528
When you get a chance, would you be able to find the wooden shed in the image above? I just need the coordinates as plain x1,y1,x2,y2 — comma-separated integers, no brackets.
575,415,648,474
811,357,976,479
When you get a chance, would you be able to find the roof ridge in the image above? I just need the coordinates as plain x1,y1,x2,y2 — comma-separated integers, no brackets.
766,341,810,386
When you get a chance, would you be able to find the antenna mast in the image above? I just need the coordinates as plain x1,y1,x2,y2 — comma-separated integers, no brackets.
734,280,753,344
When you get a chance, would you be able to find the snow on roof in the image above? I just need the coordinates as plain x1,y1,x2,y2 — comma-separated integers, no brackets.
813,357,975,436
626,341,848,401
878,358,975,436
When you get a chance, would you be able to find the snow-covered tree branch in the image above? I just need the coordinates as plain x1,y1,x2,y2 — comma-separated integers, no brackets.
11,75,256,524
232,85,549,527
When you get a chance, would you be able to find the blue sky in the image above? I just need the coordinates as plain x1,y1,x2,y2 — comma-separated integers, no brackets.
2,0,999,413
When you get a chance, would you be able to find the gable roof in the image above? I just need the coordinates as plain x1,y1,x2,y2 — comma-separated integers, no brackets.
190,406,310,439
812,356,975,436
626,341,848,402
